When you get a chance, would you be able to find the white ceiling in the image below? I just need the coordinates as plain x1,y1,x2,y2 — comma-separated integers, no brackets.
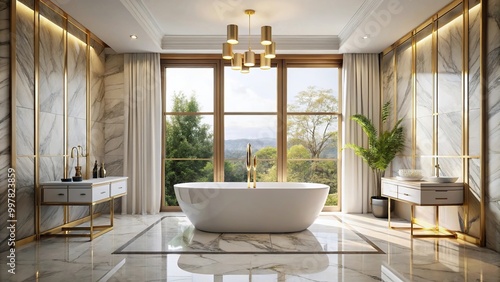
52,0,453,54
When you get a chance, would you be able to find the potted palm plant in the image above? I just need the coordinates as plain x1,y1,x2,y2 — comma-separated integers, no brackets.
344,101,405,218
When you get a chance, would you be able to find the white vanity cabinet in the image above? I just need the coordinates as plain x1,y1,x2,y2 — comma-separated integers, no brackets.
381,177,463,238
40,176,127,240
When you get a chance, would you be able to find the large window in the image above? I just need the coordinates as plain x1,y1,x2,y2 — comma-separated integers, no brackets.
162,56,342,210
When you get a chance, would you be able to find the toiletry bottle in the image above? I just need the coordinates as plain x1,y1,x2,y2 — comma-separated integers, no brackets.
99,162,106,178
93,160,98,178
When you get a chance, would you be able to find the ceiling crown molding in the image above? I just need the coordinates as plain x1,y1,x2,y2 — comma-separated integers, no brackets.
120,0,163,45
161,35,340,54
338,0,383,45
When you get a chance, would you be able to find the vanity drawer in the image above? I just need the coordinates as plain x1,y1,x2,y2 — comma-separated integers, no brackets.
421,189,463,205
110,180,127,196
69,185,109,202
381,182,398,198
398,186,420,204
43,188,68,203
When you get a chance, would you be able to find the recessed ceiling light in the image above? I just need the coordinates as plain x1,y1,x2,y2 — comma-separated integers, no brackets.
362,35,369,39
130,35,138,39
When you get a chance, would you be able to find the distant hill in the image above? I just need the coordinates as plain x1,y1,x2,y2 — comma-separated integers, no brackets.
225,138,276,158
224,137,338,159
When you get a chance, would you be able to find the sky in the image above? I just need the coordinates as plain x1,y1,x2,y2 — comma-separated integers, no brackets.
165,66,339,140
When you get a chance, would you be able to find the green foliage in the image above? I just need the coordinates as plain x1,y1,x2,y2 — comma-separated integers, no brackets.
344,101,405,196
325,193,338,206
164,92,213,206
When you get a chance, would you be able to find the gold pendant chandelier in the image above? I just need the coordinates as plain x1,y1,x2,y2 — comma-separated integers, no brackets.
222,9,276,73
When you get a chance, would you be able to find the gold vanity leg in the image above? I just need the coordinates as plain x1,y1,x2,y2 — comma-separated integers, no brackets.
411,205,415,238
388,197,392,228
435,206,439,233
89,204,94,240
110,198,114,227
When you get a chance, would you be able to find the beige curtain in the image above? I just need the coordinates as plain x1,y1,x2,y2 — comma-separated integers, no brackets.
341,53,380,213
123,53,162,214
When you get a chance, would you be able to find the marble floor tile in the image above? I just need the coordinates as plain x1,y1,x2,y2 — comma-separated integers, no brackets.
0,212,499,282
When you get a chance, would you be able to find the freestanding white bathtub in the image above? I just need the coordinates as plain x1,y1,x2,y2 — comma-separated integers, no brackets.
174,182,329,233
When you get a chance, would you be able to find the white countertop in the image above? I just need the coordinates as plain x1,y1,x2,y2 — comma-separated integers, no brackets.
382,177,463,189
41,176,128,187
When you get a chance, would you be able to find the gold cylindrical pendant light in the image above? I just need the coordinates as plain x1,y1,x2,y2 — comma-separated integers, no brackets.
244,50,255,66
231,53,243,70
227,24,238,44
264,42,276,58
261,26,272,45
222,43,233,60
241,65,250,74
260,53,271,70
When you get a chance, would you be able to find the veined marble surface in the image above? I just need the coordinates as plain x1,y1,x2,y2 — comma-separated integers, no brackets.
0,213,498,281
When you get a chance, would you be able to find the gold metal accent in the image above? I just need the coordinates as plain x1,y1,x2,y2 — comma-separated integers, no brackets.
259,53,271,70
227,24,238,44
462,0,470,239
63,13,68,179
244,50,255,67
231,53,243,70
261,25,272,45
246,143,252,188
34,0,41,240
86,31,91,180
10,0,17,175
479,0,486,247
222,43,233,60
253,155,257,188
265,42,276,59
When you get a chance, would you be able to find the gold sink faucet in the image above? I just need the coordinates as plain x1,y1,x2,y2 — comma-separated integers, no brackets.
435,164,441,177
70,145,85,177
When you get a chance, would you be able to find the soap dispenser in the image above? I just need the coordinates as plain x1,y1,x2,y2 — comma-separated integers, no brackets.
92,160,98,178
99,162,107,178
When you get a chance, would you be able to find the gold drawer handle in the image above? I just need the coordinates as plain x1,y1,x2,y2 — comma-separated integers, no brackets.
403,193,410,196
101,191,106,194
58,193,65,196
435,197,448,200
435,190,448,192
80,193,86,196
118,187,123,189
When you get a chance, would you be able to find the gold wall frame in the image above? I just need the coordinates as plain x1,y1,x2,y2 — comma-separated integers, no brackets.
380,0,485,246
11,0,107,244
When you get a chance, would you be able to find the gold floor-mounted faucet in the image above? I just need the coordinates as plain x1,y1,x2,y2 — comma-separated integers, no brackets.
246,144,257,188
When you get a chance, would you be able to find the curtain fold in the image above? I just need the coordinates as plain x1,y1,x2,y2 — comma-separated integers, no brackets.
123,53,162,214
341,53,380,214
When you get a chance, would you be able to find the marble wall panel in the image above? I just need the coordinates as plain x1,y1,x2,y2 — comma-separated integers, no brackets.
0,91,9,155
486,0,500,252
396,40,413,156
16,107,34,155
39,112,63,155
15,1,34,110
0,0,10,159
415,25,433,119
437,7,463,115
437,112,462,156
16,156,34,188
0,155,9,251
40,206,63,231
416,116,433,156
68,36,87,120
415,156,433,177
91,121,105,163
38,13,64,115
16,186,35,239
91,46,105,123
39,156,64,183
69,206,89,222
396,40,412,121
103,54,125,178
381,50,395,128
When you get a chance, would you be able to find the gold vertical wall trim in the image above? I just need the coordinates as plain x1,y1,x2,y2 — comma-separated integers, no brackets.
278,60,286,182
432,15,438,166
160,63,166,204
479,0,486,247
215,61,223,181
34,0,41,239
63,13,68,179
10,0,17,170
411,31,417,168
462,0,470,239
337,66,343,211
86,33,91,180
